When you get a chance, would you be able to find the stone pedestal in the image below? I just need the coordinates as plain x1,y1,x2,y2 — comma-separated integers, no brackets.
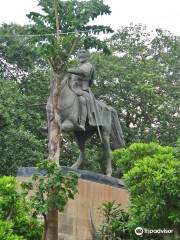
17,168,129,240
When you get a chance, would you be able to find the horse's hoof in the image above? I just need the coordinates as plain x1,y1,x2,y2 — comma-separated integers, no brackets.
71,164,78,169
107,174,112,177
106,170,112,177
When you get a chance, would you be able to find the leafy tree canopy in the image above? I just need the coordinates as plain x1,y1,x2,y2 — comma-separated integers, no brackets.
27,0,113,71
0,23,41,75
91,24,180,145
0,78,46,176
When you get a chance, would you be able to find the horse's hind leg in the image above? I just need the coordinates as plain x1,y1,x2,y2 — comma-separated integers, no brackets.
71,132,86,169
101,129,112,177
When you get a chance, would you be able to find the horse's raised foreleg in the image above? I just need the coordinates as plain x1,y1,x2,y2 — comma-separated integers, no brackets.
101,129,112,177
71,132,86,169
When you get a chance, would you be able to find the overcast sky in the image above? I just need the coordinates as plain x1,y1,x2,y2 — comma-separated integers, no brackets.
0,0,179,35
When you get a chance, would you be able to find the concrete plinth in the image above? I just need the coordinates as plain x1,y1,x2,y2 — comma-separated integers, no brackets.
17,168,129,240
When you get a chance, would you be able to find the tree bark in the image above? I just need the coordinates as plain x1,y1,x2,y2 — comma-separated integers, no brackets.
46,67,63,240
47,69,62,164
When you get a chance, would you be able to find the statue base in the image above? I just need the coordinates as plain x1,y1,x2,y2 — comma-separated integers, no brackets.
17,168,129,240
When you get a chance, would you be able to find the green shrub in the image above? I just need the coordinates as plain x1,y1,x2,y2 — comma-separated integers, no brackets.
0,176,42,240
113,142,180,239
98,201,131,240
113,142,173,173
0,220,25,240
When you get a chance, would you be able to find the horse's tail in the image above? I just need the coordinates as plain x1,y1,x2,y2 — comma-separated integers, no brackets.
110,108,125,149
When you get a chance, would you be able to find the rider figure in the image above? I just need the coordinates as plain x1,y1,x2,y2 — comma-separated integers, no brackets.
67,48,95,131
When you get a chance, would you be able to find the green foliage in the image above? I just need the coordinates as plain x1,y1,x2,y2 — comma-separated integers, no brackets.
82,146,103,173
0,78,46,176
19,70,49,139
114,143,180,239
27,0,113,69
91,24,180,146
0,23,40,73
113,142,173,173
21,159,79,235
98,201,130,240
0,220,25,240
0,176,42,240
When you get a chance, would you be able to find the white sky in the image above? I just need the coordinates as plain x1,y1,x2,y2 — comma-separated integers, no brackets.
0,0,179,35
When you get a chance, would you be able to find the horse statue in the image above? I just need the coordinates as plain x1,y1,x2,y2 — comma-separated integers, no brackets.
59,73,125,176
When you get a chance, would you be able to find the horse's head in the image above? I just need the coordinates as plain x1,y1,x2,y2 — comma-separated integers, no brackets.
59,73,77,113
61,74,70,90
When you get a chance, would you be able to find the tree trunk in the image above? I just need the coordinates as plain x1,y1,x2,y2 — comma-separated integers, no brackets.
47,69,62,164
46,205,59,240
46,68,63,240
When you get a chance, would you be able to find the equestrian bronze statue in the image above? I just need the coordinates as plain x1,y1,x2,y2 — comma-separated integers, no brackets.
59,49,125,176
